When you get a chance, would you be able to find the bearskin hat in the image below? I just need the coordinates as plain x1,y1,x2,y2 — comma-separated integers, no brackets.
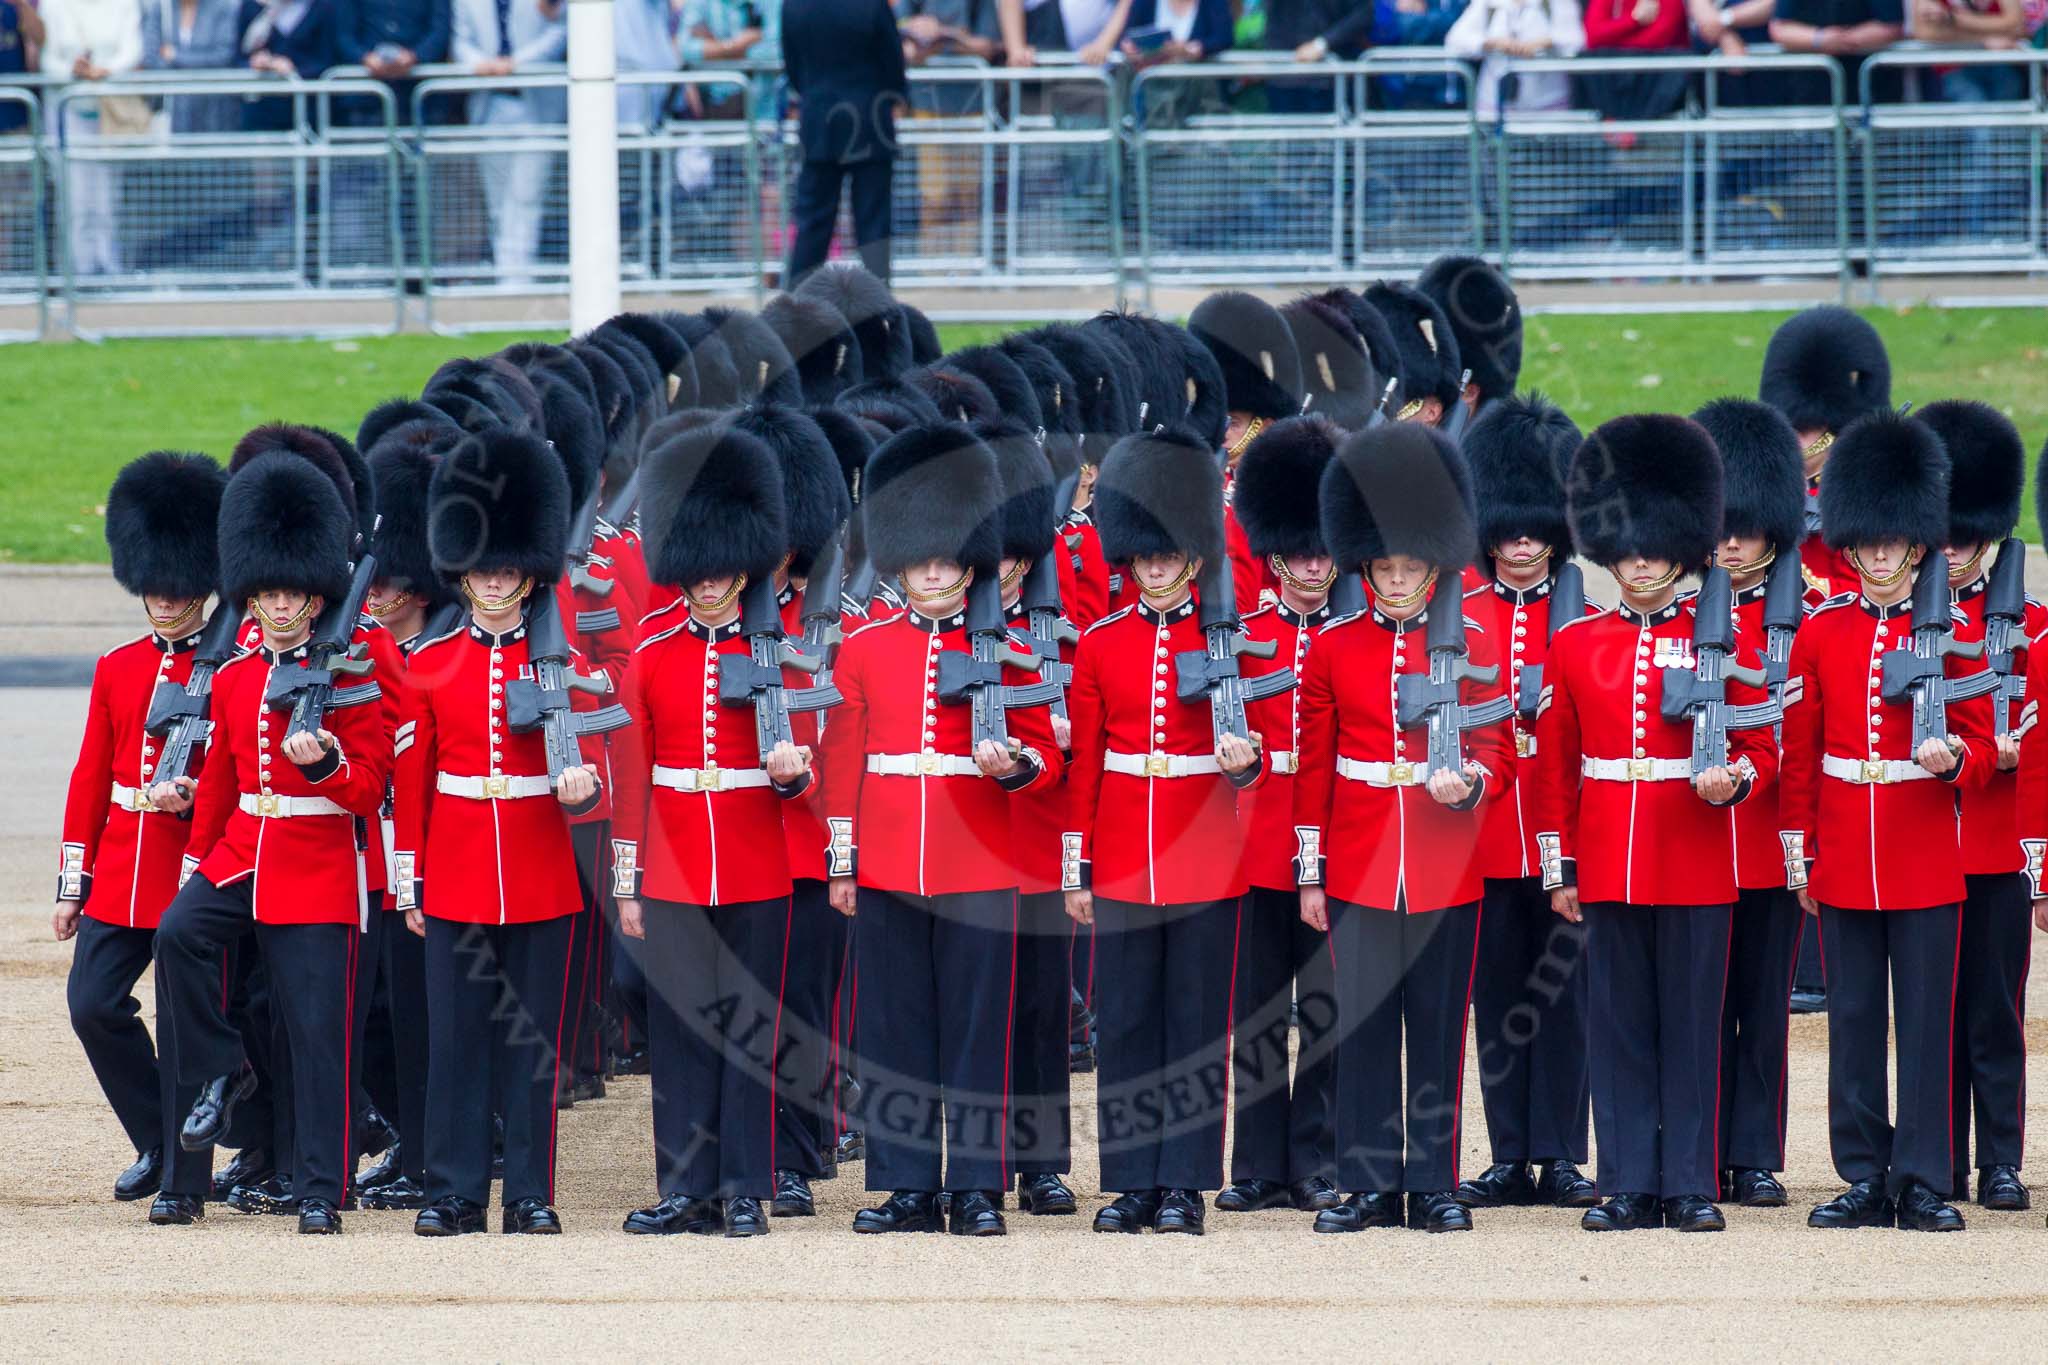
230,423,367,537
563,339,633,439
586,326,660,404
763,293,864,406
795,264,914,383
977,418,1059,562
357,398,459,461
1026,325,1136,463
902,302,943,367
839,380,942,433
905,366,1000,426
1096,425,1226,565
861,424,1004,578
1189,290,1304,422
106,451,227,601
1234,416,1342,561
303,425,377,539
640,425,789,589
658,313,744,408
1568,414,1723,570
1916,400,2024,549
1415,254,1522,404
366,424,458,606
427,428,572,586
1282,296,1376,432
808,405,879,508
218,452,353,604
499,341,600,410
700,308,803,407
1759,306,1892,437
732,404,851,575
1365,281,1464,414
1321,423,1476,572
534,375,604,509
945,346,1043,432
1170,320,1229,448
599,313,694,399
1465,392,1580,556
1817,409,1950,552
1086,310,1185,433
998,335,1081,440
1309,288,1402,410
1690,397,1804,554
424,356,542,431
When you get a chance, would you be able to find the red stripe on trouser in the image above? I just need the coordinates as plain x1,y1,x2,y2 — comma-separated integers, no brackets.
1773,905,1802,1168
548,926,573,1205
770,896,793,1176
1219,899,1243,1173
342,928,358,1196
1000,894,1019,1185
1707,909,1734,1201
1945,909,1963,1191
2015,930,2032,1158
1449,900,1484,1189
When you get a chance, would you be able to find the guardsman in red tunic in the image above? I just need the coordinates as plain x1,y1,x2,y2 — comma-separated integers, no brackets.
152,454,389,1234
1213,417,1343,1217
1780,411,1991,1233
818,425,1064,1237
1191,290,1305,614
1919,401,2042,1212
1416,252,1523,431
1294,425,1509,1234
610,426,813,1238
1538,415,1778,1234
58,452,226,1206
1364,281,1463,430
1066,427,1264,1236
1452,395,1600,1213
396,429,605,1237
1686,398,1809,1210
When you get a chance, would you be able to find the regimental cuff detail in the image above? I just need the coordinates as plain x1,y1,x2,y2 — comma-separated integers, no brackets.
610,840,639,899
394,852,419,911
1293,826,1325,888
2023,838,2045,899
826,818,857,879
1537,832,1574,891
1061,833,1090,892
57,842,88,902
1780,831,1810,891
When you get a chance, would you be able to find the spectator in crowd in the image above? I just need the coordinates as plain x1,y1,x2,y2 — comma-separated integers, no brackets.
1581,0,1686,48
1,0,46,132
679,0,780,115
781,0,906,286
998,0,1130,64
1769,0,1905,100
1915,0,2026,98
143,0,244,131
616,0,678,129
1686,0,1770,55
333,0,449,114
1109,0,1236,64
674,1,776,271
452,0,565,286
1445,0,1585,115
897,0,1005,242
1355,0,1469,109
41,0,144,276
1579,0,1689,117
1261,2,1374,115
237,0,337,130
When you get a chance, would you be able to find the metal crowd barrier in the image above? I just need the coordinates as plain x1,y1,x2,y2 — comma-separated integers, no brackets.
0,88,44,341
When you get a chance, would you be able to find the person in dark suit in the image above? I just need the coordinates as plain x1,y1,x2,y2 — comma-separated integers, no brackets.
780,0,908,287
237,0,337,131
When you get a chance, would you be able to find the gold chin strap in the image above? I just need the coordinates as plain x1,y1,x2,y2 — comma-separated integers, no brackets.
1225,416,1267,464
1000,558,1029,592
1729,545,1777,578
1621,562,1684,596
1802,430,1835,477
1846,548,1914,588
1269,555,1335,595
1396,398,1428,422
1139,559,1201,604
249,594,319,635
904,569,974,605
692,574,747,615
149,598,203,635
1375,569,1437,612
1947,544,1987,584
365,590,413,619
460,576,534,613
1492,545,1553,570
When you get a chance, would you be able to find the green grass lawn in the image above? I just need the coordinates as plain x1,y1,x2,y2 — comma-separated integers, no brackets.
3,308,2041,564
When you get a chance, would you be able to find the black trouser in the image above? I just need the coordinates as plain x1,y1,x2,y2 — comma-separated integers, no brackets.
1228,886,1335,1187
1012,890,1075,1176
566,821,608,1086
1584,901,1730,1200
607,882,649,1060
1821,902,1960,1197
1953,872,2030,1176
423,914,575,1208
1473,876,1589,1167
67,915,163,1157
1719,887,1801,1172
830,906,857,1140
1093,897,1235,1194
381,908,430,1184
348,909,385,1126
154,875,353,1205
643,897,787,1200
854,887,1017,1194
772,878,836,1178
785,155,894,288
1329,899,1478,1194
1793,914,1826,994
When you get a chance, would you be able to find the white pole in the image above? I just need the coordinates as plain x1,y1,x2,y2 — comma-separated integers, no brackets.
566,0,620,334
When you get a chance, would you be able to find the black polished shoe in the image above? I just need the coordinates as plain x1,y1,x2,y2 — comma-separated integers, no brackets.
1788,986,1827,1015
1312,1191,1403,1233
623,1193,722,1235
226,1173,295,1216
1535,1160,1599,1207
115,1146,163,1202
1808,1178,1894,1229
1291,1176,1341,1212
853,1191,941,1233
1454,1161,1536,1208
1093,1189,1162,1234
1979,1165,2030,1211
210,1145,272,1201
1018,1172,1078,1215
770,1170,816,1217
361,1174,428,1210
503,1197,562,1234
1068,1041,1097,1074
572,1075,607,1104
179,1062,257,1152
833,1130,865,1165
1727,1167,1787,1208
355,1104,398,1161
356,1142,403,1193
1897,1181,1965,1232
1663,1195,1726,1232
414,1196,487,1236
1582,1192,1662,1231
148,1192,204,1225
1407,1191,1473,1232
297,1198,342,1234
1215,1178,1292,1212
607,1046,650,1078
724,1197,769,1237
1153,1188,1206,1235
949,1190,1007,1236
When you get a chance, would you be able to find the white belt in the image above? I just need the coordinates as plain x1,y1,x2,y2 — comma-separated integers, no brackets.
652,763,772,793
1581,757,1693,783
110,782,161,814
868,752,982,777
1821,754,1935,786
1268,750,1298,775
1104,750,1222,779
435,772,554,800
1335,756,1425,787
238,792,349,818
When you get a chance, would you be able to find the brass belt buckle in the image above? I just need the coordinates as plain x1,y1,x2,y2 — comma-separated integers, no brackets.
1627,758,1653,781
483,774,509,800
130,788,156,813
256,792,280,817
1515,732,1533,758
1145,753,1172,778
1388,761,1415,786
1861,759,1886,785
919,751,943,776
698,762,721,791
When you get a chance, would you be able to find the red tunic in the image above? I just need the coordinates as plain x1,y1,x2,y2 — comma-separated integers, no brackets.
1728,582,1795,890
776,582,851,884
1059,510,1111,630
1463,575,1586,882
393,618,604,925
1779,590,1993,912
558,574,629,829
1239,603,1329,893
1292,603,1512,913
1065,598,1262,906
59,633,206,930
2015,632,2048,889
1004,604,1077,897
1950,580,2045,877
609,612,802,907
1534,597,1780,908
185,643,390,925
817,606,1063,897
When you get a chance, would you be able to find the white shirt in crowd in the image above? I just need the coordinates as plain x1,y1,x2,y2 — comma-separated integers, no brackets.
1445,0,1586,117
39,0,146,76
